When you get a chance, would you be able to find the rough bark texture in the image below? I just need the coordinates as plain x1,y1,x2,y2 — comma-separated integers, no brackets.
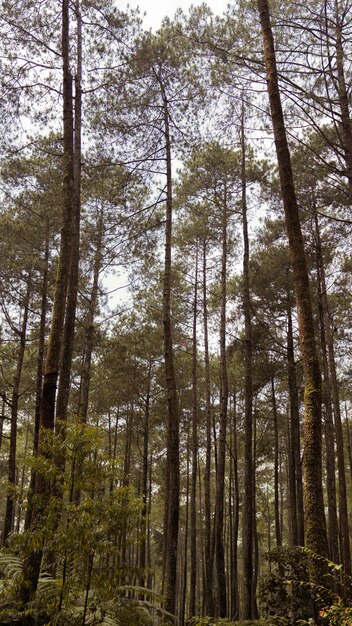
230,391,239,620
314,202,351,576
202,239,214,616
159,77,179,617
25,228,49,532
3,273,31,545
272,377,282,547
214,192,228,617
20,0,74,603
241,111,254,620
257,0,328,584
332,0,352,194
286,299,304,545
139,363,151,592
189,253,198,618
40,0,74,439
78,208,103,421
314,206,339,568
56,0,82,431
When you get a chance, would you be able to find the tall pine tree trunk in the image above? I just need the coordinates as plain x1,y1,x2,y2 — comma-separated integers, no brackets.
20,0,75,604
78,208,103,421
272,377,282,547
3,272,31,545
241,104,255,619
189,251,198,618
25,226,49,531
331,0,352,194
214,189,228,617
55,0,82,431
158,75,180,617
203,238,214,616
314,200,350,576
257,0,328,586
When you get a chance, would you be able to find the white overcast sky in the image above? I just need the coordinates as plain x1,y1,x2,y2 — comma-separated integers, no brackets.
119,0,229,29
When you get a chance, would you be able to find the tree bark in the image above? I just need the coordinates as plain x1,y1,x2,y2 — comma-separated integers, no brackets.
158,74,180,617
202,238,214,616
189,250,198,618
331,0,352,194
3,272,31,545
314,204,339,568
257,0,328,585
214,187,228,618
286,295,305,546
78,207,103,421
25,226,50,532
314,201,350,576
272,377,282,547
241,104,254,620
20,0,75,604
55,0,82,432
140,362,152,592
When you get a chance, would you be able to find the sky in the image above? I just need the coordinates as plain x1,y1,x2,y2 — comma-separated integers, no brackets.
119,0,229,29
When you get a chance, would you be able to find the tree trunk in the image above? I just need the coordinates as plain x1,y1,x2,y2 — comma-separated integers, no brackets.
140,362,152,592
257,0,328,585
272,377,282,547
78,207,103,421
20,0,75,603
331,0,352,194
230,390,239,620
252,403,259,620
25,226,50,532
286,295,304,545
3,272,31,545
202,238,214,616
159,75,179,617
180,430,190,626
189,250,198,618
241,104,254,620
39,0,74,440
214,187,228,618
314,201,350,576
314,204,339,568
55,0,82,432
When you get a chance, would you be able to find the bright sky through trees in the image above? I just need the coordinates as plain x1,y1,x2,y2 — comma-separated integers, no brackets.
120,0,229,28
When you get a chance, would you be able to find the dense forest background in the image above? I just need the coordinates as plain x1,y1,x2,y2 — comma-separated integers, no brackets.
1,0,352,624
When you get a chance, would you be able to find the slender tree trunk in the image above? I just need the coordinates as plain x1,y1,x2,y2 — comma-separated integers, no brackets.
3,272,31,545
78,207,103,421
241,105,254,620
215,188,228,618
39,0,74,440
232,391,240,620
252,403,259,620
25,226,49,531
180,431,190,626
286,296,304,545
20,0,75,604
330,0,352,194
56,0,82,431
189,251,198,619
314,205,339,568
197,457,205,617
314,201,350,576
203,238,214,616
257,0,328,586
272,377,282,547
140,362,152,592
158,75,179,617
0,395,6,450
